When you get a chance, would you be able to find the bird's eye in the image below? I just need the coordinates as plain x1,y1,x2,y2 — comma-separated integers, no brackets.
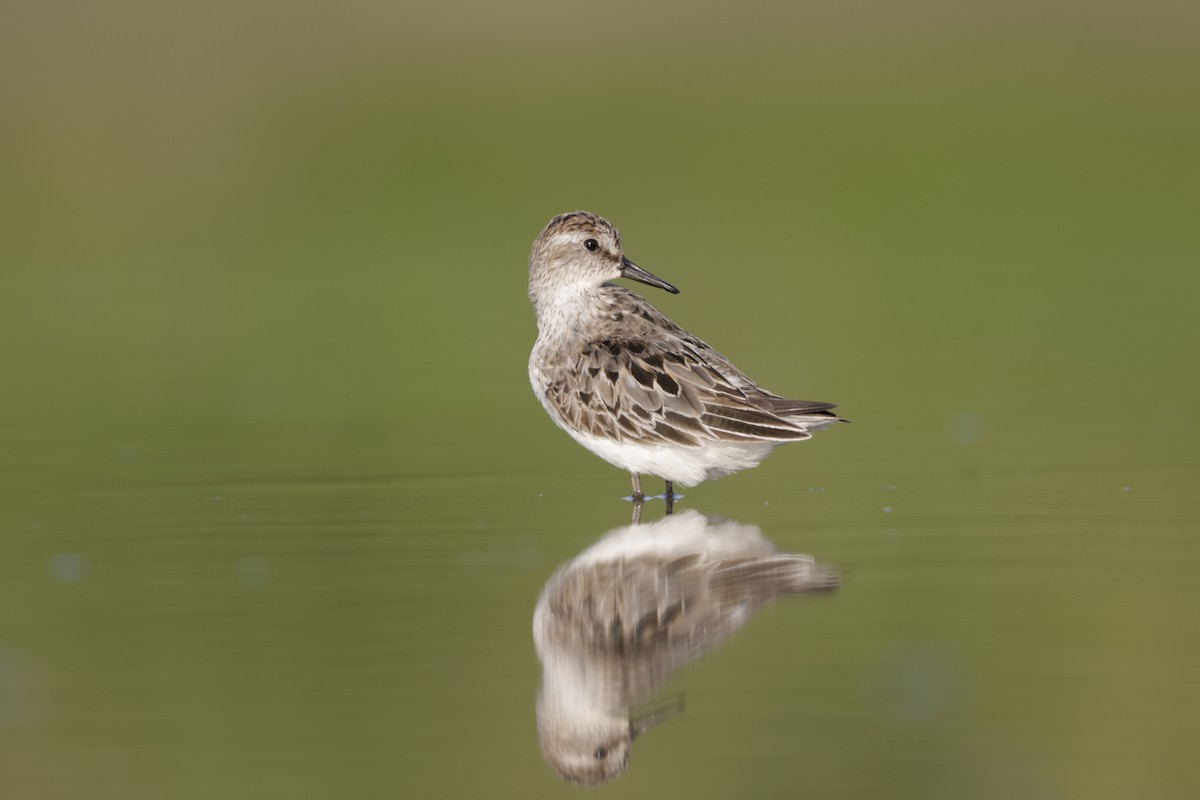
584,239,599,252
594,747,608,759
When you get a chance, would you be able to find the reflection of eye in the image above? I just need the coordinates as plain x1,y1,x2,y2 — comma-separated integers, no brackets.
594,747,608,759
584,239,599,252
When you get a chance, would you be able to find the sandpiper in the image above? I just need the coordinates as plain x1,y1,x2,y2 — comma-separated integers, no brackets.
528,211,846,499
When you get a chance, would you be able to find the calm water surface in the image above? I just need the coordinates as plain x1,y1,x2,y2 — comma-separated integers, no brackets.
2,388,1195,797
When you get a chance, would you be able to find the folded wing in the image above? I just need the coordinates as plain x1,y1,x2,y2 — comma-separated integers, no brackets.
544,337,841,447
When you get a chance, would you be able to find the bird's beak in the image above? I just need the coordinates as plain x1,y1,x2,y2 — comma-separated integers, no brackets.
620,256,680,295
629,694,685,740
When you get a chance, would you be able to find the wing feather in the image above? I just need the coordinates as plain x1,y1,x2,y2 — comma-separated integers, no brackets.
545,337,836,446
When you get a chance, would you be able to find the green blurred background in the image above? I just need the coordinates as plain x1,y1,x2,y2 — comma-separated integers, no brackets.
1,2,1198,798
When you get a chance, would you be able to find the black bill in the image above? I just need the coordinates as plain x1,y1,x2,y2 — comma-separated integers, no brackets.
620,256,680,295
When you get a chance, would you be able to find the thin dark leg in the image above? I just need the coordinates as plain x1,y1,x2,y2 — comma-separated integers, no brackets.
631,497,644,525
630,472,644,501
664,480,676,515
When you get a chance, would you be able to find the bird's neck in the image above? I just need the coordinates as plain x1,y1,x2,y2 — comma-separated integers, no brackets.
532,283,613,344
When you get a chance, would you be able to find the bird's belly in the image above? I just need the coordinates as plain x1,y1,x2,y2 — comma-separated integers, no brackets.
564,431,778,487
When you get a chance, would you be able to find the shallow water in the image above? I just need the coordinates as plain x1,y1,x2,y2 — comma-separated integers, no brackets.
2,400,1196,797
3,4,1199,797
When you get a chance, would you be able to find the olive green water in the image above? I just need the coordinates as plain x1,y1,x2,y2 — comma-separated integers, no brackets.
2,4,1198,797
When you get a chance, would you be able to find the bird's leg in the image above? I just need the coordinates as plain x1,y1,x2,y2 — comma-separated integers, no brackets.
630,473,645,502
630,498,643,525
657,482,676,513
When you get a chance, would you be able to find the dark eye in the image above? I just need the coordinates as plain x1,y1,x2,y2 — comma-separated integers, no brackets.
584,239,599,252
594,747,608,759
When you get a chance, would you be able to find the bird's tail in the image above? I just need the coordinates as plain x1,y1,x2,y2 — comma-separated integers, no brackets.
755,396,849,431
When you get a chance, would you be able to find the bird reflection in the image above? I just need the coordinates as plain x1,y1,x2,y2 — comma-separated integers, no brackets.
533,509,838,784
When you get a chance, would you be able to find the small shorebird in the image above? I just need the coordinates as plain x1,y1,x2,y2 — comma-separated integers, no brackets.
534,510,838,783
528,211,846,499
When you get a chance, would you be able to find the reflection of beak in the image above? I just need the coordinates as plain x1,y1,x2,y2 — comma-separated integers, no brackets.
629,694,685,739
620,256,680,295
